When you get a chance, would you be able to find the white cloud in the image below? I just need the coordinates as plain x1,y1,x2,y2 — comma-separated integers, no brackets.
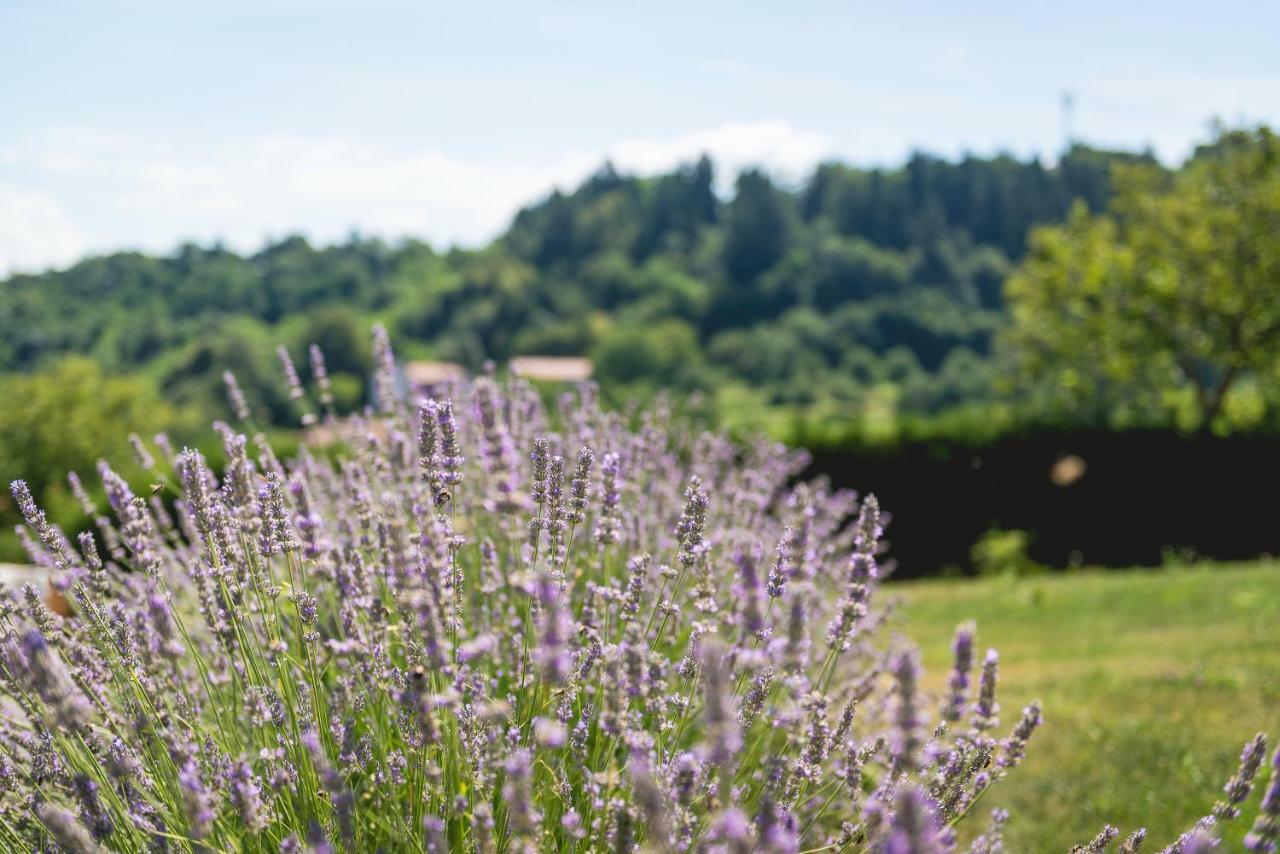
0,186,87,276
0,121,835,274
605,120,835,183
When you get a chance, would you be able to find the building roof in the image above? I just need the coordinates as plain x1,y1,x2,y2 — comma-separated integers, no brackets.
0,563,48,587
403,360,467,387
0,564,71,616
303,415,391,448
509,356,593,383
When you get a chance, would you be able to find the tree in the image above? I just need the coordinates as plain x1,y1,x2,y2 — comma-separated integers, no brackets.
723,170,794,285
633,156,717,260
0,357,182,560
1003,126,1280,430
299,305,371,378
591,319,703,389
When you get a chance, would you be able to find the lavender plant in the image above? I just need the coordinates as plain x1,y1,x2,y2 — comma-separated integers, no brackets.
2,330,1276,853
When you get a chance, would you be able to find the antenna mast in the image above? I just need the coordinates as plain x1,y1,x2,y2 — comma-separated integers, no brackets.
1061,91,1076,152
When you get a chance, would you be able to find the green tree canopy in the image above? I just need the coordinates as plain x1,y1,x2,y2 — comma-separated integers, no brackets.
1004,126,1280,431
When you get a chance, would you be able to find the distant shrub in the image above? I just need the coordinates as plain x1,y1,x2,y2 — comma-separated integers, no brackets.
971,528,1047,579
3,328,1277,852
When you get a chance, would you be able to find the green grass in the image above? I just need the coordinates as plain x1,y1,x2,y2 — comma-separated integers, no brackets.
892,560,1280,850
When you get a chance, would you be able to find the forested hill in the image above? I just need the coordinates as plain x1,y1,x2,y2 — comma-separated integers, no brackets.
0,144,1156,429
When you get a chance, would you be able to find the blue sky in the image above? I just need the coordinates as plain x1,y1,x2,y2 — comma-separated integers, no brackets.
2,0,1278,274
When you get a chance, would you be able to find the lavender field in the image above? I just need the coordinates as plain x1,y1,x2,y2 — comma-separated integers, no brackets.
2,333,1278,852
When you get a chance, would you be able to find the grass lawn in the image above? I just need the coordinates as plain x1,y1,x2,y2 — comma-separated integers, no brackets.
891,560,1280,851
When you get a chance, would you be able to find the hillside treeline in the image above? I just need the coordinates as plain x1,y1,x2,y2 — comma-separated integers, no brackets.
1,144,1149,433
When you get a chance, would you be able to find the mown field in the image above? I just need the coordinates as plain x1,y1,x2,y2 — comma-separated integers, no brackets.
894,561,1280,850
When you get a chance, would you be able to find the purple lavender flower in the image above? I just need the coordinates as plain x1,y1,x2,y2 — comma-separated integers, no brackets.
534,717,567,749
593,450,622,546
1177,831,1219,854
972,649,1000,733
1118,828,1148,853
784,593,808,670
177,449,216,536
258,470,299,557
942,622,975,724
78,530,103,572
535,574,572,684
1072,824,1120,853
739,667,774,730
229,760,270,833
766,526,792,598
36,802,108,854
223,370,252,421
434,399,465,487
121,496,162,577
701,640,742,770
278,345,305,401
889,648,923,774
9,629,91,729
128,432,156,470
303,730,354,845
1213,733,1268,822
176,754,216,839
502,749,541,841
568,446,593,525
370,324,398,414
998,701,1043,769
619,553,651,624
736,548,766,637
969,808,1009,854
710,807,752,849
147,592,185,659
544,455,566,554
628,752,673,849
882,785,947,854
855,494,883,554
676,478,709,568
1245,744,1280,852
73,773,114,840
10,479,76,569
310,343,334,408
529,437,550,505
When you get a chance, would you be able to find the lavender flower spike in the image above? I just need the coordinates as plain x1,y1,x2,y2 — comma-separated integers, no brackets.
702,639,742,771
942,621,975,723
592,450,622,546
11,479,76,569
10,628,91,729
177,754,216,839
1245,744,1280,852
998,701,1043,770
969,808,1009,854
1071,824,1120,853
434,399,465,487
309,343,334,408
1212,732,1268,822
567,446,593,525
1179,831,1221,854
972,649,1000,733
36,802,108,854
223,369,251,421
1119,828,1148,853
882,784,948,854
890,647,923,774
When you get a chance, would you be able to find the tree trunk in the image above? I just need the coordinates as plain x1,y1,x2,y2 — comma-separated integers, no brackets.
1198,365,1240,434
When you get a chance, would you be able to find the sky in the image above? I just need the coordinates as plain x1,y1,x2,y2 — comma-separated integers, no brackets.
2,0,1279,276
